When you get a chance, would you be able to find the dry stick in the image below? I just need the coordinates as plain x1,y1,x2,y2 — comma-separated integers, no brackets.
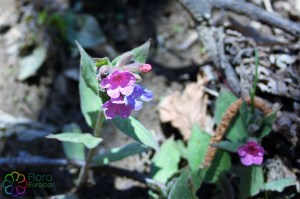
0,157,148,184
203,96,273,167
178,0,300,37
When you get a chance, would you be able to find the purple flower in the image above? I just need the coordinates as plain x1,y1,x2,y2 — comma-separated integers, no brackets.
102,96,133,119
100,70,136,98
124,84,153,111
237,141,265,166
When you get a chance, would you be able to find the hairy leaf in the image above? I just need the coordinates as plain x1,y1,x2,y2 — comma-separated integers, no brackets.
111,40,151,66
187,125,211,170
76,42,102,127
46,133,102,149
151,139,180,183
112,116,159,150
93,143,148,165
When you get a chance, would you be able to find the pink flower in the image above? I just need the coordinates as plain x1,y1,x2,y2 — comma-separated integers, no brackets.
100,70,136,98
102,96,133,119
237,141,265,166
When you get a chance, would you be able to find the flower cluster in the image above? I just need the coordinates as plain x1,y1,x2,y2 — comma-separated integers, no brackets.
97,55,153,119
237,141,265,166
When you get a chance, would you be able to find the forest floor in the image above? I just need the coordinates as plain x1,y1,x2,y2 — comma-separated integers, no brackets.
0,0,300,198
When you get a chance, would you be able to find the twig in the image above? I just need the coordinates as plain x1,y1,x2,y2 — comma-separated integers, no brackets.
0,157,84,167
0,157,148,184
263,0,273,13
0,156,167,193
178,0,300,37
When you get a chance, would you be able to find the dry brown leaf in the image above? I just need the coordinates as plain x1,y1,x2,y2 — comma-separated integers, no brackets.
158,75,213,140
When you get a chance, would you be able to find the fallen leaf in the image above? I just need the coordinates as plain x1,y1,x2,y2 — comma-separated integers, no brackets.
158,75,213,140
18,46,47,81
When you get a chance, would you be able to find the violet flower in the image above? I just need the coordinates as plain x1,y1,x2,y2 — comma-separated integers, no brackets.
237,141,265,166
100,70,136,98
102,96,133,119
124,84,153,110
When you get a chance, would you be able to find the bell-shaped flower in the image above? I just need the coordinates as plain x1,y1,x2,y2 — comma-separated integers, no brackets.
124,84,153,111
100,70,136,98
102,96,133,119
237,141,265,166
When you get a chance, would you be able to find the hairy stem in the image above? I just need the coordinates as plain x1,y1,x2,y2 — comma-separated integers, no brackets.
76,111,105,189
250,49,259,113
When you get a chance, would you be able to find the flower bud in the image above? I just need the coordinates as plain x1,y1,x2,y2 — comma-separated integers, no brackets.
139,64,152,73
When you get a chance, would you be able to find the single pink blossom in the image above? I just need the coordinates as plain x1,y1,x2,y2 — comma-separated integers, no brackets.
237,141,265,166
102,96,133,119
139,64,152,72
100,70,136,98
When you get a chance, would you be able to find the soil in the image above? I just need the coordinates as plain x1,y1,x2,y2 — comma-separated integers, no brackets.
0,0,300,198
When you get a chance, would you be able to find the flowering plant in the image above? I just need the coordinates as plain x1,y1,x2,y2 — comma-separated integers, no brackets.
46,40,158,190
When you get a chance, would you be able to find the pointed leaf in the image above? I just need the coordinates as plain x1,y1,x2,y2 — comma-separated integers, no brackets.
46,133,102,149
111,40,151,66
93,143,148,165
212,141,243,153
76,41,99,94
167,169,206,198
215,90,247,142
205,150,231,183
239,166,264,199
62,123,85,160
111,116,159,150
76,42,102,127
187,125,211,171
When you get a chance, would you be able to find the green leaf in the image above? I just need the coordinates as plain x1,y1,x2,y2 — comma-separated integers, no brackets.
258,112,276,139
264,178,296,192
76,41,99,94
111,116,159,150
151,139,180,183
205,150,231,183
215,90,247,142
18,46,47,80
46,133,102,149
93,143,148,165
212,140,243,153
62,123,85,160
94,57,111,67
176,140,188,159
168,168,203,199
187,125,211,171
215,90,237,124
239,166,264,199
111,40,151,66
76,42,102,127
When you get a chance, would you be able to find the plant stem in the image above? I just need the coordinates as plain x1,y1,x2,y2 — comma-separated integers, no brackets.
250,48,259,113
76,111,105,189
